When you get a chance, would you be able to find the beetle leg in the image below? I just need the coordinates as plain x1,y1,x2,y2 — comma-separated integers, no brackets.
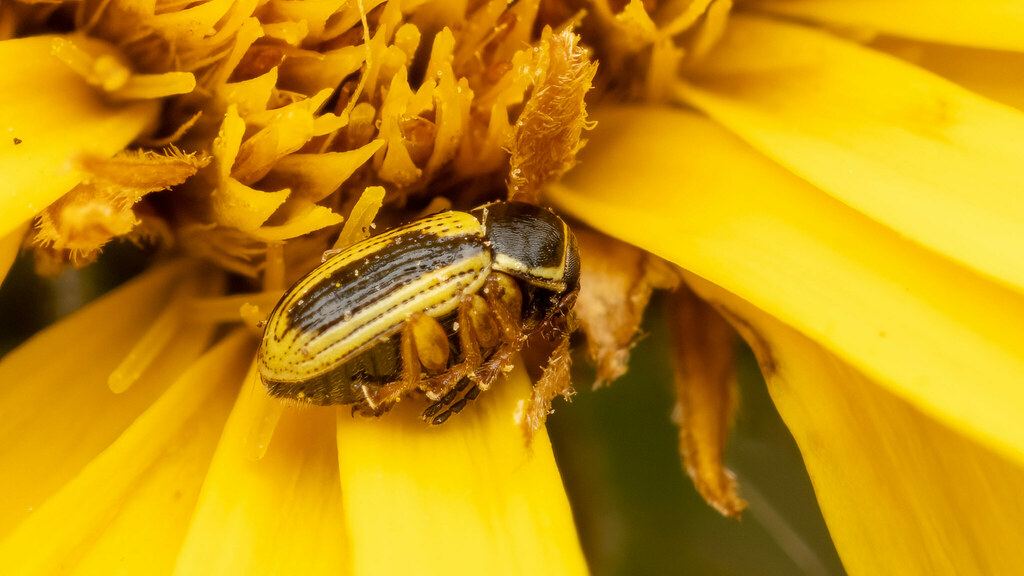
360,314,437,414
473,346,517,392
422,377,470,420
420,295,485,400
473,277,526,391
424,381,482,425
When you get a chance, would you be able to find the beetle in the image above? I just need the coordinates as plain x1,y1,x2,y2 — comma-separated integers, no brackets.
257,200,580,424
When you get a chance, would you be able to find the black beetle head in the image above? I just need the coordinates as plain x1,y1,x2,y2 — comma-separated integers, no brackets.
471,201,579,294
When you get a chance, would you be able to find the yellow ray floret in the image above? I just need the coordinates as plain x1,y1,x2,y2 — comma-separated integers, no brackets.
748,0,1024,52
173,364,348,575
0,36,161,239
675,15,1024,296
549,106,1024,467
0,264,212,538
687,271,1024,574
336,364,588,576
0,330,251,575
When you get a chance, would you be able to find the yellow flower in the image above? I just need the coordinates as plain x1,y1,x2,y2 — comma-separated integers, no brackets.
1,1,1023,575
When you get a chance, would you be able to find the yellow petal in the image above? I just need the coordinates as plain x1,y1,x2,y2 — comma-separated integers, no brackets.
216,68,278,117
200,14,264,92
213,105,246,182
0,330,250,575
0,222,27,288
423,28,472,179
615,0,659,49
147,0,237,43
233,114,316,184
0,263,208,537
212,179,290,232
244,87,335,129
375,69,424,187
278,45,365,96
871,38,1024,113
548,106,1024,464
248,200,343,242
331,185,385,250
687,272,1024,574
749,0,1024,52
674,15,1024,296
0,36,159,239
261,20,309,46
107,70,196,101
173,363,347,575
336,365,587,575
259,139,384,202
262,0,346,42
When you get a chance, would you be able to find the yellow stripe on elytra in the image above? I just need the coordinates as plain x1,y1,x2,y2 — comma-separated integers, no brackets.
277,211,484,315
265,249,492,381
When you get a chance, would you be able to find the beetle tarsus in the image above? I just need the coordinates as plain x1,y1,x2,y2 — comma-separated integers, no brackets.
424,382,482,424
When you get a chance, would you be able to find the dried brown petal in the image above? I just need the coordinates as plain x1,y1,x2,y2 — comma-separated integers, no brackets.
669,284,746,519
32,149,207,269
574,228,679,387
508,28,597,202
518,335,574,444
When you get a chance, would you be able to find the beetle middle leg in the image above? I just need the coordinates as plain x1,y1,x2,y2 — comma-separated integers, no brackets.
418,294,489,400
361,312,450,414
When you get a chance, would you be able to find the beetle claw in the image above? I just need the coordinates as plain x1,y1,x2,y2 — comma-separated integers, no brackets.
422,382,482,424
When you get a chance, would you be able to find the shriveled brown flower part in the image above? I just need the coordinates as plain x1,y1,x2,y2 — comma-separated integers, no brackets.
508,28,597,203
31,150,209,273
669,284,746,519
574,228,679,388
518,334,575,444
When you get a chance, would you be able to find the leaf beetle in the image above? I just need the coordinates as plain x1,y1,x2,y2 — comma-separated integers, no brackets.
257,201,579,425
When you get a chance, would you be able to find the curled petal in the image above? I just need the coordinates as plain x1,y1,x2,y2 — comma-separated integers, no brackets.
669,287,745,519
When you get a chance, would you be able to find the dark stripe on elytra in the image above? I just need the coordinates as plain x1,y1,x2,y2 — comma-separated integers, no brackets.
284,231,488,336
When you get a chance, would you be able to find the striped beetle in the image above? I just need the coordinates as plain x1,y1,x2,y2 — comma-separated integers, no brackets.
257,201,579,424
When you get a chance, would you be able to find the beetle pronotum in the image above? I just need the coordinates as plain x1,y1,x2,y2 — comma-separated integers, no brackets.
257,201,579,425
